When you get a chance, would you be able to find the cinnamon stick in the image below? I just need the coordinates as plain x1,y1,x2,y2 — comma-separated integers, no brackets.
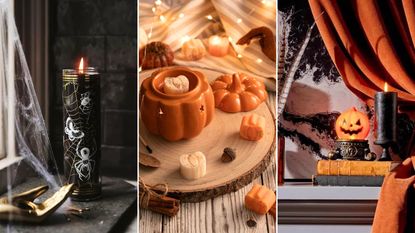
140,190,179,216
139,178,180,217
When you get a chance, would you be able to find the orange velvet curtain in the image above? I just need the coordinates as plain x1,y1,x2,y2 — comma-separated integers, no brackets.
309,2,415,231
309,0,415,108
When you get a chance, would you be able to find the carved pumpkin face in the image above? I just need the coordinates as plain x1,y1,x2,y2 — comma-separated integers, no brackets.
335,107,370,140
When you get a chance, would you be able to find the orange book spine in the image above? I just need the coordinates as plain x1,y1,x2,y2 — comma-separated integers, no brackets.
317,160,399,176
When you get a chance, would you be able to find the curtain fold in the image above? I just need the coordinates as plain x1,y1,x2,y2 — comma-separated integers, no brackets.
371,154,415,233
309,0,415,105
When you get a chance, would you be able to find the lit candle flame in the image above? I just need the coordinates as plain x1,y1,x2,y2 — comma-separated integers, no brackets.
211,36,221,45
261,0,273,7
159,15,166,23
384,82,388,92
180,35,190,45
79,57,84,73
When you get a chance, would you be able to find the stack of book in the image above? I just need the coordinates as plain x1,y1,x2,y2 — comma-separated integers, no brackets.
312,160,400,186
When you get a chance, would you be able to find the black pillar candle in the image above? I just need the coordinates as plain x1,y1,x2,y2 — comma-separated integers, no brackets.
62,59,101,201
374,85,397,161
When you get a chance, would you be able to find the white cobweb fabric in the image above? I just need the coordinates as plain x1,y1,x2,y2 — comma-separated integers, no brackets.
0,0,61,190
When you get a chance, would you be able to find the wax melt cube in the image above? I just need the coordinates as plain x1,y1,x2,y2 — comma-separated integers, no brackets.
240,114,265,141
245,184,275,215
163,75,189,94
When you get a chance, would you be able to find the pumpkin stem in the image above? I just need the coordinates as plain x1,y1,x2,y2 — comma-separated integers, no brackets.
230,73,243,93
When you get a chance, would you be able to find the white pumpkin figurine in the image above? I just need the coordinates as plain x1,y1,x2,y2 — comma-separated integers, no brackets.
181,38,206,61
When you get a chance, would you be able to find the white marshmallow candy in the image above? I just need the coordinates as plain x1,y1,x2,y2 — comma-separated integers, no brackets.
163,75,189,94
180,151,206,180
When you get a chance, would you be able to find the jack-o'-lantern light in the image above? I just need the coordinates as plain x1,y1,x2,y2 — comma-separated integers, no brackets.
328,107,376,161
335,107,370,140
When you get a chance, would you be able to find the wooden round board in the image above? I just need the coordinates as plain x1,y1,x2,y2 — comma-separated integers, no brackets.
139,67,276,203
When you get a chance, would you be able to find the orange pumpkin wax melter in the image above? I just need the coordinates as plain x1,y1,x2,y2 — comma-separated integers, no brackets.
335,107,370,140
140,67,215,141
211,73,267,113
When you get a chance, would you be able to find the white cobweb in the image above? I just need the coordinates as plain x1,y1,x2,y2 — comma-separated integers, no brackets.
0,0,61,192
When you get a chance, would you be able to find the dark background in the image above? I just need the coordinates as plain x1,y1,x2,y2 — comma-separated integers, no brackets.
50,0,137,179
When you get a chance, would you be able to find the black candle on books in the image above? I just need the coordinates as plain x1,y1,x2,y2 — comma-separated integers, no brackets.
374,82,397,161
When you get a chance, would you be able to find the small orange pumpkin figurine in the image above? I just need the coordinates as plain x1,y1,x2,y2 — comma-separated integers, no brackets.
211,73,267,113
139,41,174,70
335,107,370,140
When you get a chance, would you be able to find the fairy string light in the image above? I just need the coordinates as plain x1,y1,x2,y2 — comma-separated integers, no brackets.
139,0,162,72
139,0,274,72
202,0,275,61
230,0,275,64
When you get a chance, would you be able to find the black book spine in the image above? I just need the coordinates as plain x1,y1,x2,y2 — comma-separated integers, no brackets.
313,175,384,187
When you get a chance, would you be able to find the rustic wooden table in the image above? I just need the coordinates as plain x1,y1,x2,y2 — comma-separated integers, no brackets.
139,93,276,233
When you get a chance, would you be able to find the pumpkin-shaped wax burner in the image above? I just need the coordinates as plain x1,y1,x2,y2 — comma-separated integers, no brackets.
140,67,215,141
211,73,267,113
335,107,370,140
181,39,206,61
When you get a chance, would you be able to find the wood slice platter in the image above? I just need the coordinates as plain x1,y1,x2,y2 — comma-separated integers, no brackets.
139,67,276,203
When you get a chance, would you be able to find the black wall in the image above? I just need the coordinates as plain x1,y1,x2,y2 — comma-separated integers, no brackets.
50,0,137,179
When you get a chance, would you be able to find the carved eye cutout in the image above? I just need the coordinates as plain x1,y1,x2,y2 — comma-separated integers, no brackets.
356,119,361,126
200,105,204,112
342,119,347,126
159,108,164,115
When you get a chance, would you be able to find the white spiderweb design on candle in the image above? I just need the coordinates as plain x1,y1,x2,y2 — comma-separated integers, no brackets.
63,81,97,183
80,91,93,114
